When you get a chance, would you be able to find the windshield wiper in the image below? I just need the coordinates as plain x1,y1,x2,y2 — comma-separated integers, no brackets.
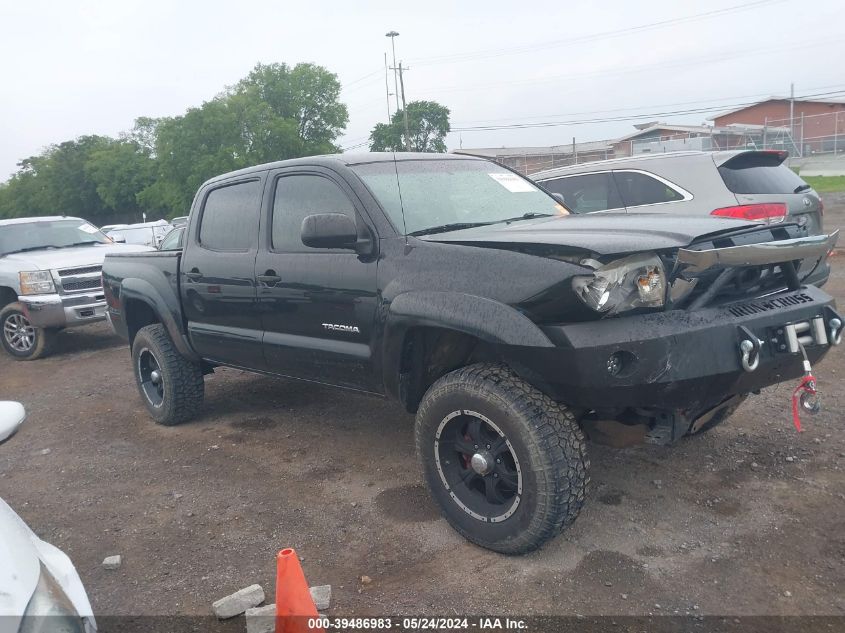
55,241,103,248
409,222,495,236
498,212,555,224
794,184,812,193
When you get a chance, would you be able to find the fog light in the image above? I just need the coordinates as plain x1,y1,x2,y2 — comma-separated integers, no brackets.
607,352,623,376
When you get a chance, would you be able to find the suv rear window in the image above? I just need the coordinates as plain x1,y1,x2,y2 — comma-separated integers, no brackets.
613,171,684,207
718,153,808,195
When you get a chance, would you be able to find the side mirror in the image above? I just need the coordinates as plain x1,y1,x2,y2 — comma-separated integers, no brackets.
110,235,127,244
301,213,359,250
0,401,25,444
550,192,566,206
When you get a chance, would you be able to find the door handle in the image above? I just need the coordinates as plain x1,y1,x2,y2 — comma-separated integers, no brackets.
257,271,282,284
185,270,202,280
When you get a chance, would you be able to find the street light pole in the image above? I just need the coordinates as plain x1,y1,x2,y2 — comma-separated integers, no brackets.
385,31,400,114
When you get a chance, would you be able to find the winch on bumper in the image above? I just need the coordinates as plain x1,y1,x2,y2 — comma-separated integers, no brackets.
506,283,840,413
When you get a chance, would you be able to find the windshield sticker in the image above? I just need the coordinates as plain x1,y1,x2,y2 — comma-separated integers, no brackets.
79,223,99,234
488,172,538,193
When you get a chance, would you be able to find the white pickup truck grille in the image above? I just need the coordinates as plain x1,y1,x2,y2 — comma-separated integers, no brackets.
55,265,103,295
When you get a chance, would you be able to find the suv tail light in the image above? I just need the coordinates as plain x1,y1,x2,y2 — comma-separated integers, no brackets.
711,203,787,224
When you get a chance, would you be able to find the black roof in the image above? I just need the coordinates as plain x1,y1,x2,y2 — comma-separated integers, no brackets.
203,152,484,187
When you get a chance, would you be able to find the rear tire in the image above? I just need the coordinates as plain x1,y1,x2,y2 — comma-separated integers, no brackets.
0,302,56,360
131,324,204,425
415,363,589,555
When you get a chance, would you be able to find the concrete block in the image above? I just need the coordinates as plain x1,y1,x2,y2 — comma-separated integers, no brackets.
309,585,331,610
212,584,265,619
245,603,276,633
102,555,121,570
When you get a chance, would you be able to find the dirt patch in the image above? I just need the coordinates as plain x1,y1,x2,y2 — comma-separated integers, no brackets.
375,484,441,523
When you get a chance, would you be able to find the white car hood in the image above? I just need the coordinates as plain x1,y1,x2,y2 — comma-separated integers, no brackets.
0,498,94,628
3,243,152,271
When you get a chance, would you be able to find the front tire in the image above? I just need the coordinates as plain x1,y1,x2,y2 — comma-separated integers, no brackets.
0,302,56,360
415,363,589,555
131,324,204,425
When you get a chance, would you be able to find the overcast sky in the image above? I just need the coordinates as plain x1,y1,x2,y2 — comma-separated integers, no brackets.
1,0,843,179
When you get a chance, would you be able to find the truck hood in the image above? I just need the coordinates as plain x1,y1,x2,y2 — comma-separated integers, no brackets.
1,243,152,271
418,213,758,255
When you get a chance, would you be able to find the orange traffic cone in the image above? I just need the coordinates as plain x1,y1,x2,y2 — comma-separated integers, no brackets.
275,548,322,633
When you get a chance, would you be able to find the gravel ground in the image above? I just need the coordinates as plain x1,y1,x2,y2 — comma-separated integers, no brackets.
0,259,843,621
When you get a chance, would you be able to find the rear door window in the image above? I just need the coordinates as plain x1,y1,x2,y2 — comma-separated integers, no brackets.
718,153,808,194
613,171,685,207
198,180,261,251
541,173,623,213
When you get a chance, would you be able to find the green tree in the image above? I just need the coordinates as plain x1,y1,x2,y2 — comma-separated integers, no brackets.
85,139,157,216
0,136,114,220
369,100,451,152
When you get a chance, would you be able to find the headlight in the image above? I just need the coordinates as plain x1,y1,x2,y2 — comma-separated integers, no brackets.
19,564,86,633
572,253,666,314
19,271,56,295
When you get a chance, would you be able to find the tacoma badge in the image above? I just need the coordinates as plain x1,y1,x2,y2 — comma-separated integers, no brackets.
322,323,360,333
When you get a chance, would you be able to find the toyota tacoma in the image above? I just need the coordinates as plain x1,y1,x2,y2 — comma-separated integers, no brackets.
101,153,841,554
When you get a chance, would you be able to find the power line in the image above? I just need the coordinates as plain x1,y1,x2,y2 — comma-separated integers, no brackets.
451,82,845,127
450,89,845,132
409,0,786,67
421,37,838,97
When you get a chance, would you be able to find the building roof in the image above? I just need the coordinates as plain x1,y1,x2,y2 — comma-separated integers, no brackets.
708,96,845,121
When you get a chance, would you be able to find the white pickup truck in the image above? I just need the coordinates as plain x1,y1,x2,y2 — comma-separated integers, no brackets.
0,216,150,360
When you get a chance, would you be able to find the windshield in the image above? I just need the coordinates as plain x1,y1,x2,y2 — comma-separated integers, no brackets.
351,159,567,235
0,219,111,256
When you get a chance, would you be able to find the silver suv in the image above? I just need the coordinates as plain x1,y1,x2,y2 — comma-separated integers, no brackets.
0,216,150,359
532,150,823,235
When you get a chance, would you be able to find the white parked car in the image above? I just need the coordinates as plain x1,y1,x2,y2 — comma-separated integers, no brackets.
0,402,97,633
104,220,172,248
0,216,151,359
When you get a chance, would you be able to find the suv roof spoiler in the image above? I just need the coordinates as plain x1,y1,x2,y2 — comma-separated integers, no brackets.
711,149,789,168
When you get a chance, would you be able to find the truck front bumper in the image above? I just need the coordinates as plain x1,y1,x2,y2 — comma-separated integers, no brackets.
505,285,841,413
18,292,108,329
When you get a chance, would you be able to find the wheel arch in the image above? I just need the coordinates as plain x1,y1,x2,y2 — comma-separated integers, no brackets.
120,278,199,362
0,286,17,310
383,291,553,413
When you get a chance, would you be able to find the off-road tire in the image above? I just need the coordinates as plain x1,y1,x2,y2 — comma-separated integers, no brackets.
0,302,56,360
131,324,204,425
416,363,589,555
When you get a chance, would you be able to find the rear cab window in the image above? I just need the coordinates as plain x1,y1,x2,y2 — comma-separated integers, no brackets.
198,180,261,251
718,152,808,194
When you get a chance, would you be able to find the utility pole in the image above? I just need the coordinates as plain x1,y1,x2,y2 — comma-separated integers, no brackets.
789,82,795,153
385,31,400,114
398,62,411,151
383,52,391,123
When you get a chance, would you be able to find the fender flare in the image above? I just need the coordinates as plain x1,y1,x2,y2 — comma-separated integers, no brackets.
382,291,553,403
120,278,200,362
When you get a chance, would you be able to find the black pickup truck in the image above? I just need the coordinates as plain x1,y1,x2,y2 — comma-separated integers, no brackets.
102,152,841,554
